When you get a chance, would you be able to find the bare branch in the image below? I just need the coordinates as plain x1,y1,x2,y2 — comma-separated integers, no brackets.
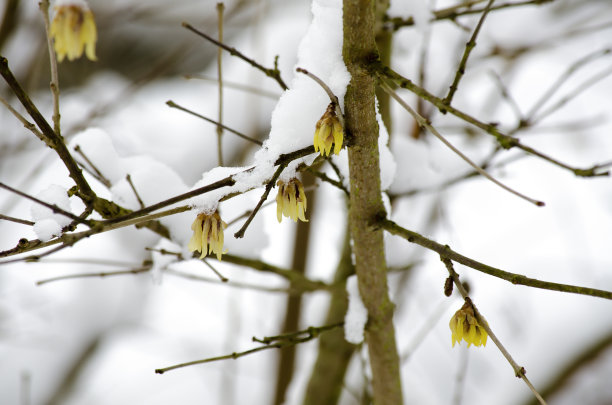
183,22,288,91
380,218,612,301
155,323,342,374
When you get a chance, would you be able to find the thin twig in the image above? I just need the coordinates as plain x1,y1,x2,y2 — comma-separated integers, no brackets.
442,257,547,405
443,0,496,105
166,100,262,145
221,254,330,292
36,265,152,286
74,145,112,188
183,22,288,90
202,258,228,282
0,96,43,138
0,205,191,261
155,323,342,374
216,2,225,166
488,71,523,120
253,322,343,344
0,213,34,226
145,247,183,259
234,163,286,238
126,174,145,209
295,67,344,126
534,64,612,124
184,74,280,99
39,0,61,135
295,67,339,106
524,48,611,121
380,81,545,206
377,65,609,177
306,168,349,195
0,182,92,225
166,268,291,294
380,218,612,301
36,257,140,267
387,0,554,31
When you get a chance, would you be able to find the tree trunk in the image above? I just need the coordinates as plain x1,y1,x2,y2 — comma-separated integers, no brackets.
343,1,403,404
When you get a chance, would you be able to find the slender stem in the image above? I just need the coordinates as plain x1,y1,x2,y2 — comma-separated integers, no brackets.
387,0,554,31
0,214,35,226
380,81,545,207
184,74,280,99
0,205,191,261
380,218,612,300
125,174,145,208
0,182,91,225
377,65,609,177
183,22,288,91
166,100,262,145
36,265,152,286
155,323,342,374
74,145,112,188
295,67,344,126
534,64,612,124
39,0,61,135
525,48,611,120
442,258,547,405
221,254,329,292
234,163,286,238
166,268,293,294
0,95,43,138
295,67,339,106
202,258,228,282
443,0,496,105
216,2,225,166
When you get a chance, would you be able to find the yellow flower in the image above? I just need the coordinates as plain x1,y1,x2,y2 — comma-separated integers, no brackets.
276,178,308,223
449,299,488,348
188,211,227,261
50,2,97,62
314,103,343,156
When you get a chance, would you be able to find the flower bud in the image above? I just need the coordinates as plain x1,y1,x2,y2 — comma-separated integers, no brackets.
313,103,343,156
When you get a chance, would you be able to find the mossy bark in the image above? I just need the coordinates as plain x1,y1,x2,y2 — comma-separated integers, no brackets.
343,1,403,404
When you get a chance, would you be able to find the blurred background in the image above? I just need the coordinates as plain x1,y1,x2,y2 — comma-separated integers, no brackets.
1,0,612,404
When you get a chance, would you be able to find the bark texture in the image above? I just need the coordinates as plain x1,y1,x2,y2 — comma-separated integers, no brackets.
343,1,403,404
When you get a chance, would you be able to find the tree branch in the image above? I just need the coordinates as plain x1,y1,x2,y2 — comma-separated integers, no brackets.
380,218,612,300
182,22,288,91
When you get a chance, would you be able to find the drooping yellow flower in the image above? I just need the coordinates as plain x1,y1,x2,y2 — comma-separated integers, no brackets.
50,1,97,62
449,299,488,348
188,211,227,261
276,178,308,223
313,103,343,156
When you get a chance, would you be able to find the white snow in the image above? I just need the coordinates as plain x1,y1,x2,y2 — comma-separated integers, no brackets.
344,274,368,344
250,0,350,181
33,218,63,242
31,184,73,241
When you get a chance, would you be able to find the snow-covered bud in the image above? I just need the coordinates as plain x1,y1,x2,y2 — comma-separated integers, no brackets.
313,103,343,156
50,0,97,62
276,178,308,223
449,298,488,348
188,211,227,261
